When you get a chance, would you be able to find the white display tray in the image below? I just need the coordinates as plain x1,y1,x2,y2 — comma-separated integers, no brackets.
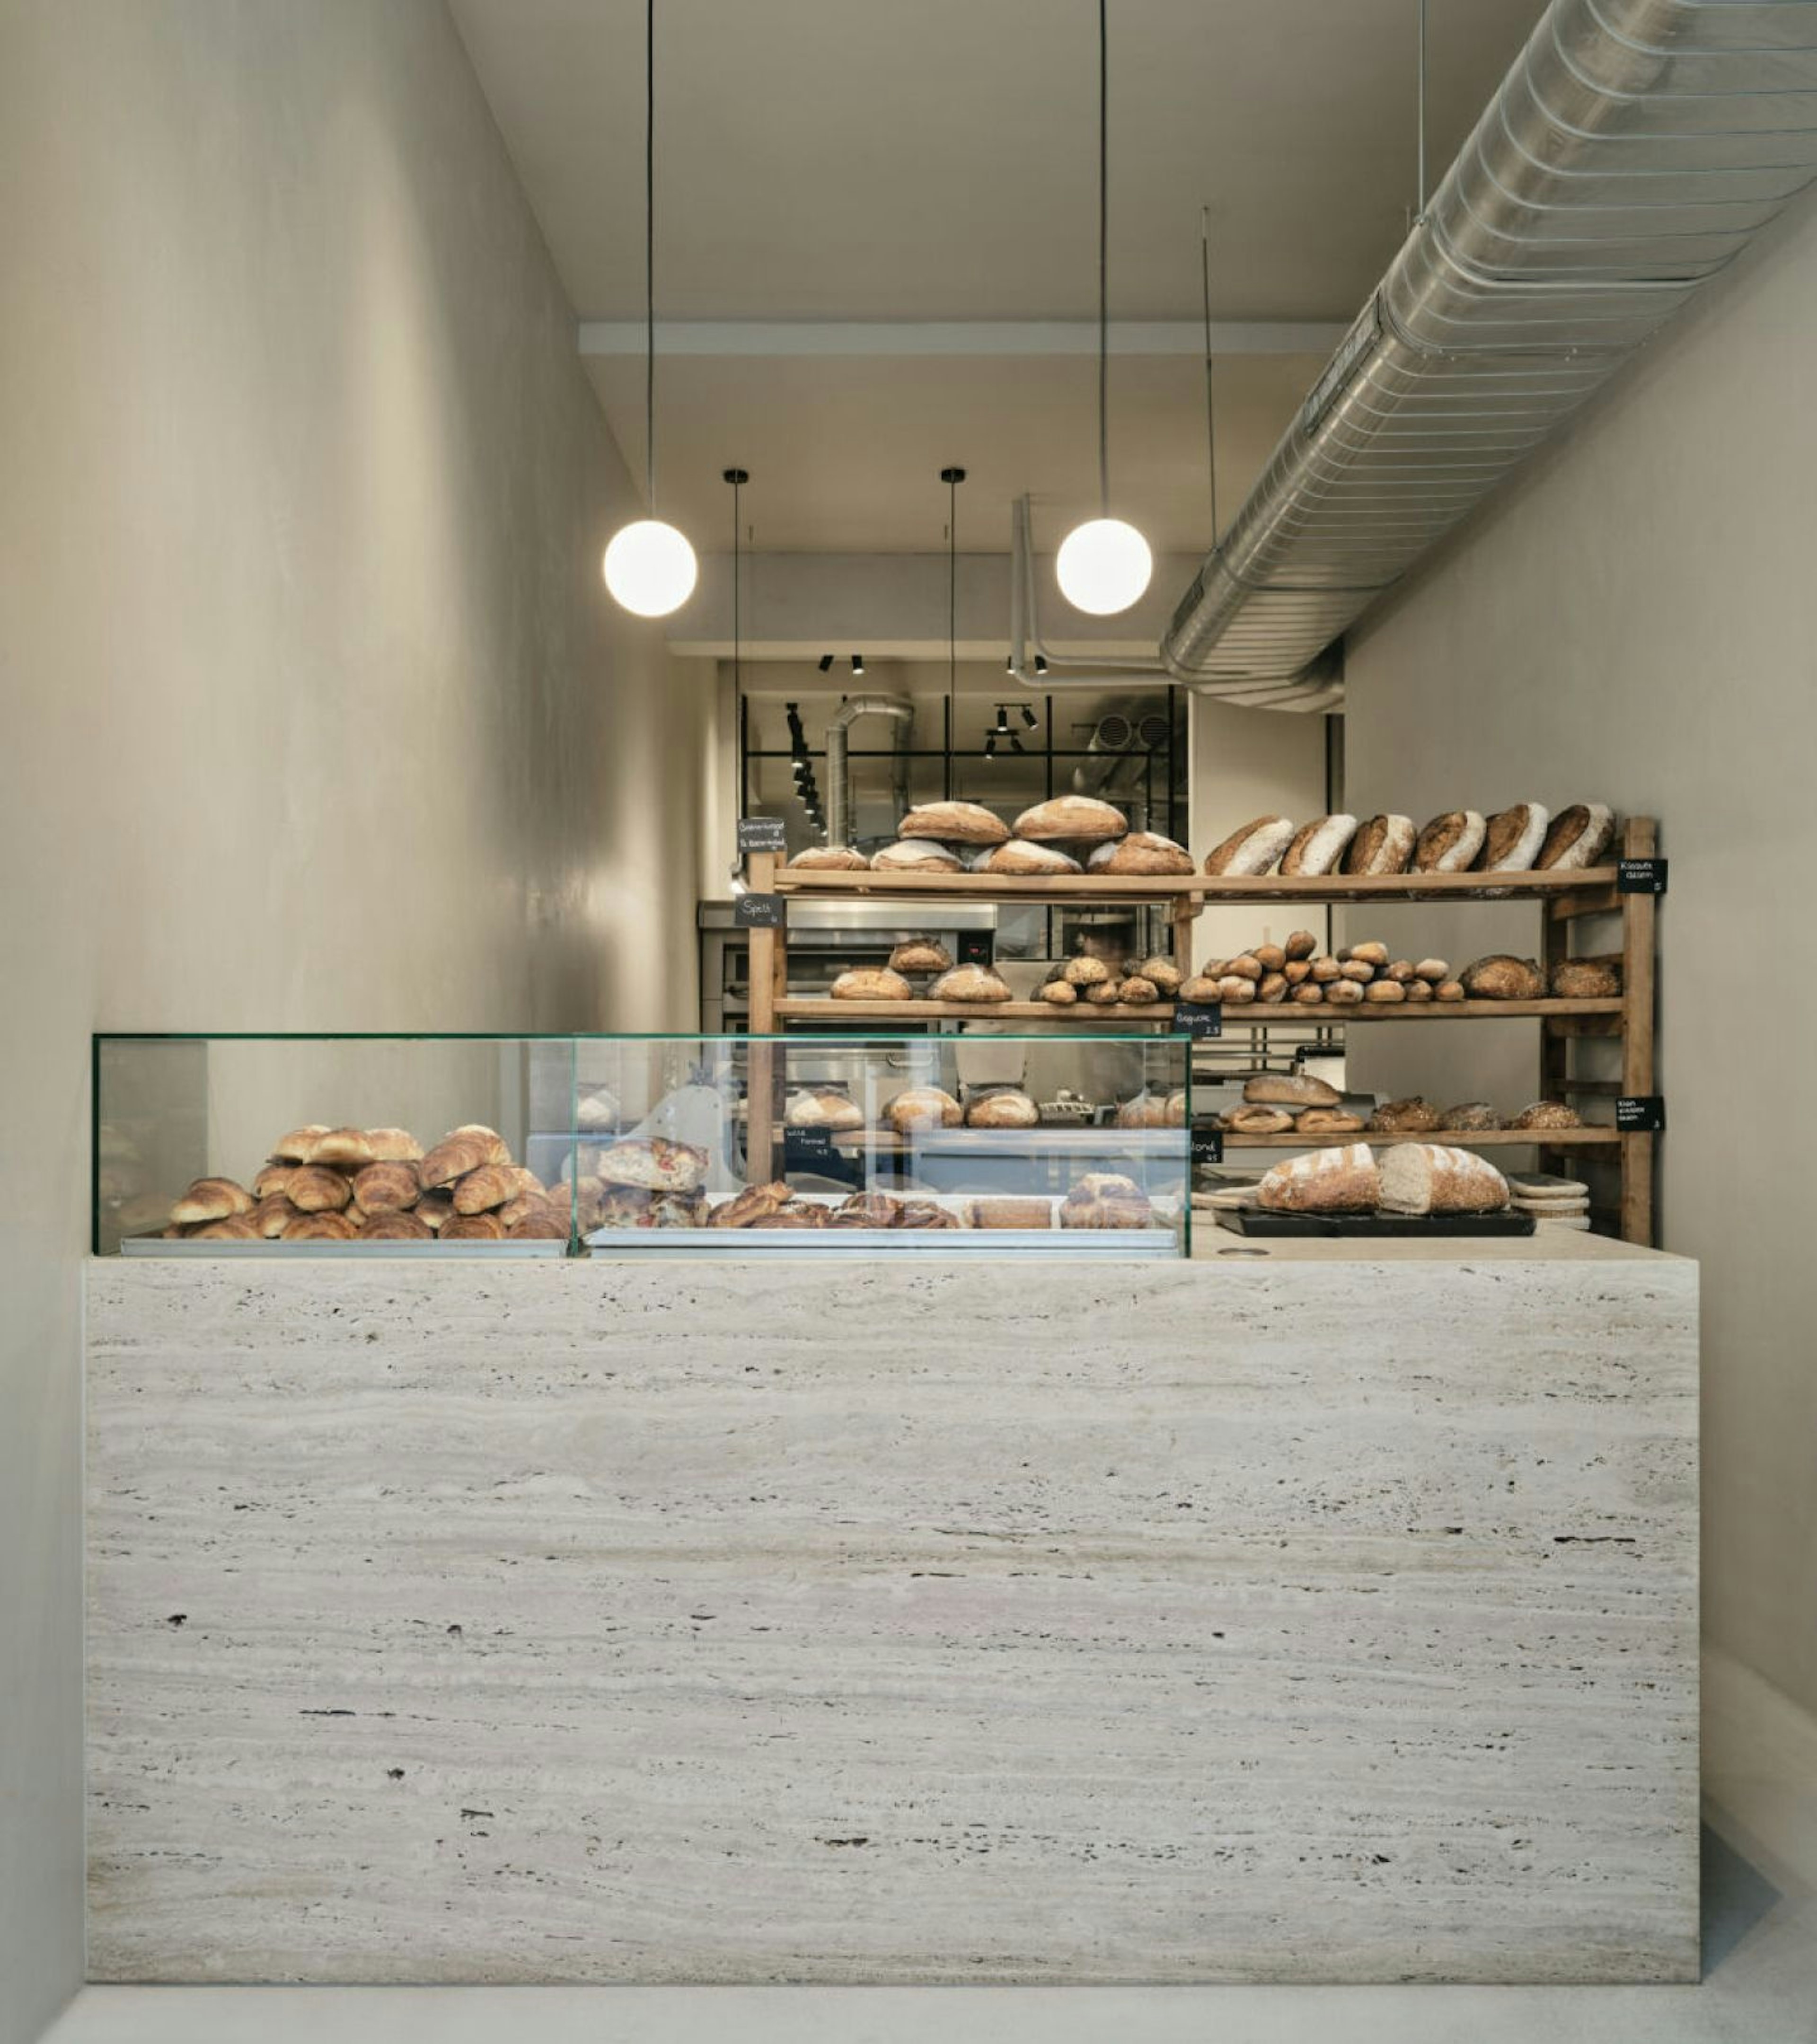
583,1225,1175,1257
121,1237,565,1259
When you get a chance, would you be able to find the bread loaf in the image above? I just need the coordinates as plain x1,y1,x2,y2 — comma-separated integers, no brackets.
1257,971,1289,1002
1062,954,1112,986
1479,803,1550,872
965,1197,1053,1230
1309,957,1341,983
1295,1107,1364,1135
887,1086,961,1133
594,1137,707,1192
1345,941,1389,967
1291,983,1325,1005
1367,1096,1443,1133
1535,803,1616,870
1257,1143,1380,1213
830,966,914,1001
1087,830,1194,875
1513,1100,1583,1129
1013,796,1127,842
1551,956,1622,998
1284,930,1318,960
785,1088,866,1131
1338,960,1375,983
1282,960,1312,986
1085,979,1124,1004
309,1127,374,1170
505,1205,569,1241
1203,815,1296,876
1384,960,1414,983
1460,954,1546,1000
1279,814,1359,876
965,1087,1039,1129
1223,1105,1294,1134
1326,980,1363,1006
899,800,1009,844
983,838,1083,875
1379,1144,1510,1215
285,1165,353,1214
352,1161,420,1212
928,963,1012,1002
1037,978,1077,1005
1364,980,1406,1003
1059,1172,1153,1228
871,838,963,872
1117,975,1160,1004
1413,811,1486,872
1136,957,1182,997
888,938,953,975
1413,958,1449,982
1343,814,1416,875
1244,1071,1341,1107
1440,1102,1499,1130
788,845,870,870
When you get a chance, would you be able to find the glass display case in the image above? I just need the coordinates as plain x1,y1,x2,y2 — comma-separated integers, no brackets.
94,1033,1191,1257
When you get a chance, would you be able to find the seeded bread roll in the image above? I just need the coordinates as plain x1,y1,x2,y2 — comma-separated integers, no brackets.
1379,1144,1510,1215
830,966,915,1001
1203,815,1296,876
1258,1143,1381,1213
788,845,870,870
365,1128,424,1163
1551,956,1623,998
1085,979,1124,1004
785,1088,866,1131
1087,830,1195,876
928,963,1012,1003
888,939,953,975
899,800,1010,844
1037,978,1078,1005
1296,1107,1365,1135
270,1125,329,1163
871,838,963,872
1117,975,1160,1004
1461,954,1546,1000
887,1086,961,1133
1513,1100,1583,1129
351,1161,420,1212
285,1165,353,1214
1535,803,1616,870
1413,811,1487,872
1245,1071,1342,1107
1343,814,1416,875
965,1088,1040,1129
1062,955,1112,986
1441,1102,1499,1130
309,1127,374,1170
1364,980,1406,1003
1136,957,1182,997
983,838,1083,875
1223,1104,1295,1134
1479,803,1550,872
1013,796,1127,842
506,1205,571,1242
1279,814,1360,876
1367,1096,1443,1133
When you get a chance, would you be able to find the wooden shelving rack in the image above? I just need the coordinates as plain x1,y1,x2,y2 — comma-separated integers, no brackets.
741,816,1660,1244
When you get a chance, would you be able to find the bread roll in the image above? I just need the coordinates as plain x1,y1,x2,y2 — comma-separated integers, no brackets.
282,1210,358,1241
1535,803,1616,871
983,839,1083,875
269,1125,329,1163
1257,972,1289,1003
830,966,914,1001
1087,830,1194,875
965,1088,1039,1129
1223,1105,1294,1135
1037,978,1078,1005
1413,811,1487,872
1117,975,1160,1004
871,838,963,872
1253,943,1287,971
1295,1107,1365,1135
309,1127,374,1170
1413,958,1449,982
359,1211,434,1242
1364,981,1406,1003
1226,953,1263,980
1203,815,1296,876
1384,960,1414,983
453,1163,516,1215
1059,1172,1153,1229
365,1128,423,1163
1345,942,1390,968
352,1161,420,1212
1291,983,1325,1006
1435,979,1466,1002
169,1177,256,1225
785,1088,866,1131
595,1137,707,1192
1440,1102,1499,1130
1085,979,1124,1004
965,1198,1053,1230
285,1165,353,1214
899,800,1010,844
419,1135,491,1188
1217,977,1257,1004
1403,979,1435,1002
1284,930,1318,960
1179,974,1224,1003
1513,1100,1583,1129
1282,959,1312,986
1115,1093,1172,1130
1309,956,1341,983
1460,954,1546,1000
1326,981,1364,1006
1479,803,1550,872
887,1086,961,1133
1551,956,1622,998
1258,1143,1380,1213
1136,957,1182,997
1343,814,1416,875
1279,814,1359,876
1379,1144,1510,1214
928,963,1012,1002
1338,960,1375,983
1367,1096,1443,1133
788,845,870,871
1246,1071,1341,1107
1013,796,1127,843
1062,954,1113,987
889,938,953,975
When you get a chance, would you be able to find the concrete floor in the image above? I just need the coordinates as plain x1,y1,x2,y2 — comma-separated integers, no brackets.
38,1650,1817,2044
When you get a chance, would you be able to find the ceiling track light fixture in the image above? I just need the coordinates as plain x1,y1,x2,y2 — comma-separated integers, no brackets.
817,654,835,673
1056,0,1152,618
850,654,865,676
603,0,697,618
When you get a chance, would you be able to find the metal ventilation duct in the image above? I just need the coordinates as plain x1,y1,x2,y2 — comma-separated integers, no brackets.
1162,0,1817,702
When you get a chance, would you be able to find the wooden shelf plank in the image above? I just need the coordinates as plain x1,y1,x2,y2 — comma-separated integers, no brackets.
1207,1128,1621,1149
771,867,1622,907
830,1126,1619,1153
773,997,1624,1024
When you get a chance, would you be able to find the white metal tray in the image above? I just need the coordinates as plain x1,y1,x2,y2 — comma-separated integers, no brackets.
120,1237,566,1259
582,1224,1176,1257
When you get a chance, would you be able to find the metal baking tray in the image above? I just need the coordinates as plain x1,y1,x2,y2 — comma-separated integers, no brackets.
1218,1210,1535,1238
584,1225,1176,1258
121,1237,567,1259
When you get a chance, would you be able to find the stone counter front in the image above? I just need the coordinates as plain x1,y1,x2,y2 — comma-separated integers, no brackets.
85,1251,1699,1983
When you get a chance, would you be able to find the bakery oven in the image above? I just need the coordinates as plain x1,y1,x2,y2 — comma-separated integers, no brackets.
697,899,1000,1035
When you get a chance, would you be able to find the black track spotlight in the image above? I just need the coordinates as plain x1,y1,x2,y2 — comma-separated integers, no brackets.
850,654,865,676
1009,732,1026,755
1005,655,1015,673
1021,704,1039,730
817,654,835,673
993,705,1012,738
984,734,998,761
1034,655,1048,675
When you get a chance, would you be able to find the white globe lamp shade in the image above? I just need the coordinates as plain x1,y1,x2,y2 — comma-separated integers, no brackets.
603,519,697,617
1055,516,1152,617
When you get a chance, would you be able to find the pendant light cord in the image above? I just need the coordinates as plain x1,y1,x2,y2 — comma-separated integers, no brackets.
644,0,657,507
1096,0,1109,518
1415,0,1428,223
731,473,740,692
948,471,957,800
1201,204,1218,545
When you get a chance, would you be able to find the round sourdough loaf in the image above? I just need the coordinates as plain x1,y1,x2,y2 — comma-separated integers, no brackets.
1012,795,1127,842
898,800,1009,844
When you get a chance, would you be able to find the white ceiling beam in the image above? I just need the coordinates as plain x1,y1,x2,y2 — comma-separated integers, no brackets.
578,318,1345,359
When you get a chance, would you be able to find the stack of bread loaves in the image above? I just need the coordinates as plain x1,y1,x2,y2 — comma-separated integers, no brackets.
163,1123,569,1243
792,798,1195,882
1181,934,1462,1008
1202,803,1616,879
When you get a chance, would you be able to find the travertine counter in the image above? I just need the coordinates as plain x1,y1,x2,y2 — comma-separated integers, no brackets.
85,1246,1698,1984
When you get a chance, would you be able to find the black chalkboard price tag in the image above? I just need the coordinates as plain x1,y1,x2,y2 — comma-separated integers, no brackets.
1615,1095,1666,1132
1191,1126,1225,1168
958,931,996,968
1617,857,1667,895
1172,1000,1224,1039
734,891,785,929
737,816,787,854
785,1126,835,1167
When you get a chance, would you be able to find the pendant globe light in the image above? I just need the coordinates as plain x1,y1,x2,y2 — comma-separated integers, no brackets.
603,0,697,617
1056,0,1151,618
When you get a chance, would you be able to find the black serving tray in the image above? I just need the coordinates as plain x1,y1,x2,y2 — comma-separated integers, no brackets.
1223,1209,1536,1238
